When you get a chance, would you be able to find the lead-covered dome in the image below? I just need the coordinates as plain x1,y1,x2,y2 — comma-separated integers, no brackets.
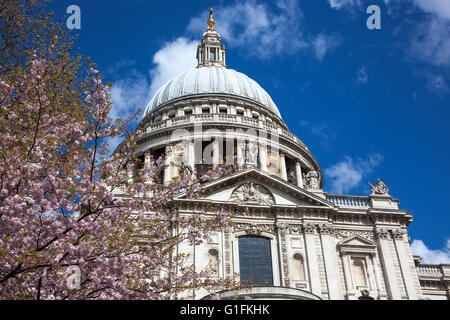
144,66,281,119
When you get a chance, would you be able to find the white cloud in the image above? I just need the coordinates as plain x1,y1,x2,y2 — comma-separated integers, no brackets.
327,0,363,10
187,0,311,59
409,17,450,67
108,37,197,123
148,37,198,98
412,0,450,20
411,238,450,264
110,69,150,120
356,66,368,83
312,34,342,61
324,153,383,194
327,0,392,10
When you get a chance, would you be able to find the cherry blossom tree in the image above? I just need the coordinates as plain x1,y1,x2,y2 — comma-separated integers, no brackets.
0,1,241,300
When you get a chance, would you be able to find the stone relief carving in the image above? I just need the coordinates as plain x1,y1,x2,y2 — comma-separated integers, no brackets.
303,223,316,234
246,140,258,166
334,229,374,241
296,282,308,289
233,222,276,235
392,229,405,240
229,183,275,205
318,223,333,235
169,142,187,166
237,139,246,166
303,170,320,189
374,228,390,240
224,230,231,276
369,178,389,195
287,224,303,234
276,222,290,287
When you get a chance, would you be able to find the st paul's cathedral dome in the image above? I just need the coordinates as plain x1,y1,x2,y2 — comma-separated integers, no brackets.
129,9,441,301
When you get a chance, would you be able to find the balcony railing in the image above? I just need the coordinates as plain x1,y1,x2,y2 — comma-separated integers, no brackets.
144,113,307,149
326,194,370,208
417,265,444,278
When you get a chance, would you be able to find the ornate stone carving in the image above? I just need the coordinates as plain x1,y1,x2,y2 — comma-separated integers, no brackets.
303,170,320,189
287,224,303,234
224,230,231,276
318,223,333,235
237,139,246,166
392,229,405,240
296,282,308,289
246,140,258,166
276,222,290,287
170,142,187,166
369,178,389,195
303,223,316,234
375,228,390,240
229,183,275,205
233,222,276,235
334,229,374,241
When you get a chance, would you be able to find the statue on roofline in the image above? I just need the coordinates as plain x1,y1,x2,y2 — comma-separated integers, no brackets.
369,178,389,195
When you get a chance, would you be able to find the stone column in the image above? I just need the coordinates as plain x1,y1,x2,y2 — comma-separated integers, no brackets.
303,223,321,296
188,139,195,172
280,152,287,181
375,228,401,299
295,161,303,188
368,254,382,299
237,139,245,169
163,154,171,184
392,229,418,300
212,138,220,168
319,224,341,299
246,140,258,167
341,252,356,299
259,142,267,172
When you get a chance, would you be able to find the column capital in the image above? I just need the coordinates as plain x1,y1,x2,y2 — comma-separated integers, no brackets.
303,223,316,234
318,223,333,235
374,228,391,240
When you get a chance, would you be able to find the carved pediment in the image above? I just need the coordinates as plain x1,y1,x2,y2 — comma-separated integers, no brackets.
229,183,275,205
175,168,336,209
337,235,377,255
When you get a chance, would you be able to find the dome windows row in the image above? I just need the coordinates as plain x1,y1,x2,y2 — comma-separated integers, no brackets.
146,103,278,127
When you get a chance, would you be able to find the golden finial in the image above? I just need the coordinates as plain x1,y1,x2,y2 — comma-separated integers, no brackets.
207,8,215,31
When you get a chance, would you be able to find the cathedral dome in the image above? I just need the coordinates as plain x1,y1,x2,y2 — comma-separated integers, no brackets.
143,66,281,119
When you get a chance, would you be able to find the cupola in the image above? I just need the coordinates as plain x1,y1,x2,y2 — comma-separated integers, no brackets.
196,9,227,68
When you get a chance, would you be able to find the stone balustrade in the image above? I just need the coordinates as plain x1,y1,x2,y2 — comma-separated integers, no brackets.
417,264,445,279
144,113,307,149
326,194,370,208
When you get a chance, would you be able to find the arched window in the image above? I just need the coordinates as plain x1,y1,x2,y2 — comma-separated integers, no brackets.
238,236,273,286
292,253,306,281
208,249,219,276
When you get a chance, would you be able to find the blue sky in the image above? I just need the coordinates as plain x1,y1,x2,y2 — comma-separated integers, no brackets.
48,0,449,263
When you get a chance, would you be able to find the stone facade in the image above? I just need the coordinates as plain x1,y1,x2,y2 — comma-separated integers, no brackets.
124,12,449,300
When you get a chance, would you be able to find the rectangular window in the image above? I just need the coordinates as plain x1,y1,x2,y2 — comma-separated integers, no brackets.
351,257,368,288
238,236,273,286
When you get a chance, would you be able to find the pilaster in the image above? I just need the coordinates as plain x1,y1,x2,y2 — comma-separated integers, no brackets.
375,228,401,299
303,223,321,297
319,224,341,299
